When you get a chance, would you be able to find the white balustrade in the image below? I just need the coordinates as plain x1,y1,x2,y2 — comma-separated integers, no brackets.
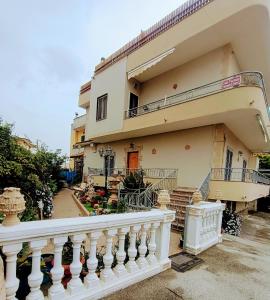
126,225,140,273
48,236,67,300
2,243,22,300
0,209,175,300
114,227,129,277
85,231,101,289
137,224,150,269
67,234,86,294
27,240,47,300
147,222,159,265
100,229,117,282
185,202,225,255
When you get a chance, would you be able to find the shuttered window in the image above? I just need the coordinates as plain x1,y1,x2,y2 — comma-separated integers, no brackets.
96,94,108,121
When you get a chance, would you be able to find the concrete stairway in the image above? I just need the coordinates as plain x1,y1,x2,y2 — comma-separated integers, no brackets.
168,187,196,231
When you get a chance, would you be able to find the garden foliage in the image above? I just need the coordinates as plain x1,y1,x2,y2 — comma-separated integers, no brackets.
0,119,66,221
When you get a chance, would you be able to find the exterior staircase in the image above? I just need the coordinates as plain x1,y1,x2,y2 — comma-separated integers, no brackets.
169,187,196,231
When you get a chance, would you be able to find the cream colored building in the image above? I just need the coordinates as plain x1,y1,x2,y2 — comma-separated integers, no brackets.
71,0,270,213
15,137,36,152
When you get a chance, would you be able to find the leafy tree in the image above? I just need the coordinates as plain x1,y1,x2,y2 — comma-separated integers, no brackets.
259,155,270,169
0,119,66,221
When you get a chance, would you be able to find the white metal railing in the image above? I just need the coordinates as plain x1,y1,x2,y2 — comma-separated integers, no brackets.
125,72,269,119
185,202,225,255
0,209,175,300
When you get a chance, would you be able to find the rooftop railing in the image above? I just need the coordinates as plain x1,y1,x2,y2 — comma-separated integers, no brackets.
125,72,269,119
211,168,270,185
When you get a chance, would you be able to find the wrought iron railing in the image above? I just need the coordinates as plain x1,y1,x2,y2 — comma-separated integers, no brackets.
197,171,211,202
125,72,269,119
119,169,178,210
88,167,178,179
211,168,270,185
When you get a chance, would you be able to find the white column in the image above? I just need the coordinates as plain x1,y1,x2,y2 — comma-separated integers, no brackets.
185,206,204,255
126,225,140,273
85,231,101,289
147,222,160,266
136,224,150,269
26,240,47,300
48,236,67,300
67,234,86,295
217,205,225,242
114,227,129,277
2,243,22,300
156,211,175,264
100,229,117,283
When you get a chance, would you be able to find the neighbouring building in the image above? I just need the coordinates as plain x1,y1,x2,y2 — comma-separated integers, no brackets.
70,0,270,216
15,137,36,152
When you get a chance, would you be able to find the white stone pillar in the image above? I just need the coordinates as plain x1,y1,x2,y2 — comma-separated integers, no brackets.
156,211,175,264
2,243,22,300
126,225,140,273
114,227,129,277
26,240,47,300
0,255,5,300
67,234,86,295
100,229,117,283
48,236,67,300
217,204,225,242
85,231,101,289
137,224,150,269
185,206,203,255
147,222,160,265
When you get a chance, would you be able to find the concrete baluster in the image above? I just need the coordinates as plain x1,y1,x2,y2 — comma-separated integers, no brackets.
100,229,117,282
126,225,140,273
48,236,67,300
85,231,101,289
114,227,129,277
67,234,86,295
137,224,150,269
2,243,22,300
26,240,47,300
147,222,159,265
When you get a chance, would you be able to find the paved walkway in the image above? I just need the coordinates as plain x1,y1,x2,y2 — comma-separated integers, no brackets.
104,212,270,300
52,188,81,219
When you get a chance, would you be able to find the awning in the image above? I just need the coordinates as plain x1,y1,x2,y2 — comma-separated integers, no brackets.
127,48,175,80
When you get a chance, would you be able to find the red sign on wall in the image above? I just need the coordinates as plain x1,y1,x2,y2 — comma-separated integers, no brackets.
222,75,241,89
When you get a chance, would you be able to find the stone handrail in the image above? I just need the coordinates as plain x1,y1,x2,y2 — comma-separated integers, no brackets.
0,209,175,300
185,201,225,255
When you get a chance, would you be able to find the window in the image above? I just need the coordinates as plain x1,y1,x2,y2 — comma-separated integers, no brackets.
80,135,85,142
96,94,107,121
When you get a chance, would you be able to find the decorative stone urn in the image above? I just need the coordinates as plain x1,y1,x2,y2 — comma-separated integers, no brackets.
0,187,25,226
192,190,202,206
108,178,121,204
157,190,170,210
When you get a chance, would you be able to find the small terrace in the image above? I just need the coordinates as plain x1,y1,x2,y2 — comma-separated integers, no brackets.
209,168,270,202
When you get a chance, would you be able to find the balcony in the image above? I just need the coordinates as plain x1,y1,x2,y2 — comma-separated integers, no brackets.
209,168,270,202
78,81,91,108
72,114,87,130
120,72,270,152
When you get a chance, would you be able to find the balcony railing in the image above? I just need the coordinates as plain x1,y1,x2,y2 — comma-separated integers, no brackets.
88,167,178,179
125,72,269,119
0,209,175,300
211,168,270,185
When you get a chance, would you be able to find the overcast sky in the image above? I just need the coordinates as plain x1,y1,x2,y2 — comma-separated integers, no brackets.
0,0,185,155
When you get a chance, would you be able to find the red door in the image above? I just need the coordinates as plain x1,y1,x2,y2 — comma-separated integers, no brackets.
128,152,139,171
